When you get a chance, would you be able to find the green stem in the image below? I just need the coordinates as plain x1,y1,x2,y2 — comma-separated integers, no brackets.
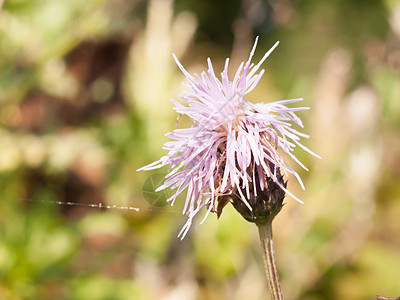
257,222,283,300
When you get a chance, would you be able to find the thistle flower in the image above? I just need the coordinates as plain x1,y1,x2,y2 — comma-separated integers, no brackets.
138,37,319,239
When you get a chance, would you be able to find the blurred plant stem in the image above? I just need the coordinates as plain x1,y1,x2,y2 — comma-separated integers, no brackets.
257,222,283,300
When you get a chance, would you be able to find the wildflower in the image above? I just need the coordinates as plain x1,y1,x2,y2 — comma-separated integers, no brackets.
138,37,319,239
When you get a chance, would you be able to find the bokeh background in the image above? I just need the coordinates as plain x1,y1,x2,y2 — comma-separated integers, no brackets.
1,0,400,299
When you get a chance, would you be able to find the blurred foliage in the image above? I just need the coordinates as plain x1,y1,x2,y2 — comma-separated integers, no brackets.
1,0,400,299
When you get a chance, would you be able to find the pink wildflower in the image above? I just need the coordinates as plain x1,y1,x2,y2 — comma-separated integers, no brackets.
138,37,320,239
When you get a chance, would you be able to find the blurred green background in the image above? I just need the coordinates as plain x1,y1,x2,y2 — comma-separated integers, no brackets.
1,0,400,299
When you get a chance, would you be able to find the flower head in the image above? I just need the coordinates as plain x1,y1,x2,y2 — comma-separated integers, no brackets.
138,37,320,239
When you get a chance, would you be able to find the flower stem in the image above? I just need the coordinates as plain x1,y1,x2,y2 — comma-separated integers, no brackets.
257,222,283,300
